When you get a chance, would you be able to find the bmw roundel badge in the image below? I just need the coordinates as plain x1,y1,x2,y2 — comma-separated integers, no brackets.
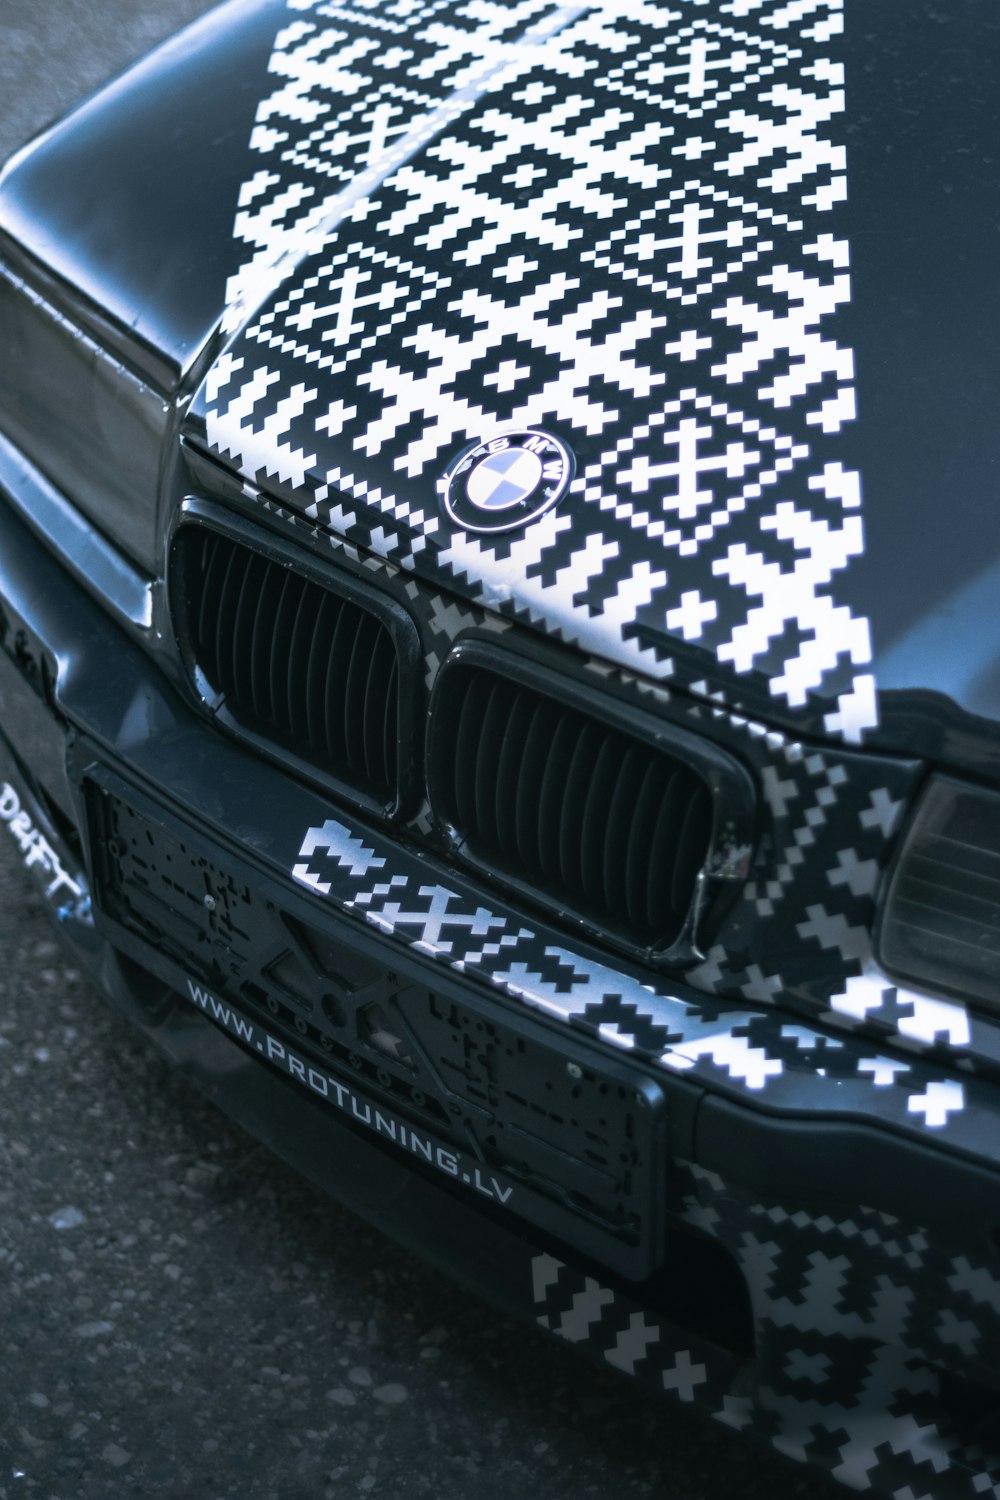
440,430,574,534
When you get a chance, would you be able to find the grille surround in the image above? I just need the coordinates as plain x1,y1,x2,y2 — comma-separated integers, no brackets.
427,641,756,963
169,504,420,817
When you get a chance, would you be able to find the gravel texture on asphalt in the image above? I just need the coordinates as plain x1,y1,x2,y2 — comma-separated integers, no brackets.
0,4,839,1496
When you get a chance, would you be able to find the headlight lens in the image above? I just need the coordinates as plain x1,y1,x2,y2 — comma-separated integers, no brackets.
0,263,167,573
878,774,1000,1009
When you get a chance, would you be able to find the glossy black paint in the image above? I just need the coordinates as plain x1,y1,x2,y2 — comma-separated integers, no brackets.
1,482,996,1252
841,0,1000,760
2,0,1000,764
0,0,283,387
6,11,1000,1483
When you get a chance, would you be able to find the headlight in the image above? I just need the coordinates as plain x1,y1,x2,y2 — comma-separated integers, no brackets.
878,774,1000,1010
0,261,167,573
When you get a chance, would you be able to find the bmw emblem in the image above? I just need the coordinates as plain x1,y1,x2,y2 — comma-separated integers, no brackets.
440,430,574,535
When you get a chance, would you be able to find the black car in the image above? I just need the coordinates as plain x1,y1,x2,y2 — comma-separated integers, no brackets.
2,1,1000,1492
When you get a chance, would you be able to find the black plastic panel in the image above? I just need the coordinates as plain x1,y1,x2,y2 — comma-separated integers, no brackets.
429,652,722,956
170,516,417,815
84,768,668,1279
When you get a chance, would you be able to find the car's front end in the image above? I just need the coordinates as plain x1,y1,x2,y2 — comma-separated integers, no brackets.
2,0,1000,1492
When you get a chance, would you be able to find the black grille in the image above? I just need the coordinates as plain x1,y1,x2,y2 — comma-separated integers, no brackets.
172,526,401,805
431,663,713,951
86,770,668,1279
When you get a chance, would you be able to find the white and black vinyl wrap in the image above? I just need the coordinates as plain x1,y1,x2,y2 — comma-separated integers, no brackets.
532,1161,1000,1497
180,2,1000,1494
195,0,875,742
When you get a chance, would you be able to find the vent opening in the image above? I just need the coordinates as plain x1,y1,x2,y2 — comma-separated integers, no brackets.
171,523,408,809
430,660,714,953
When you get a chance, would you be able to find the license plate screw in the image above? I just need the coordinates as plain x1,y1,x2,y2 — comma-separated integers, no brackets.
566,1062,583,1080
203,894,217,912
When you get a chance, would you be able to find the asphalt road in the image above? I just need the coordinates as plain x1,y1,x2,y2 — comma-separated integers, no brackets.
0,5,838,1498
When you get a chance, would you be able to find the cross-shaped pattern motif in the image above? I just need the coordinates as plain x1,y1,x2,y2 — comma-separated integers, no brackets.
197,0,877,743
531,1171,1000,1500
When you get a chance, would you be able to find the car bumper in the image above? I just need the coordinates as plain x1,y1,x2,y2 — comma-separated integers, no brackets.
2,452,1000,1496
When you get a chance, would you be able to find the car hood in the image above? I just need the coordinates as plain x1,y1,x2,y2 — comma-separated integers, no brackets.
183,0,1000,765
4,0,1000,765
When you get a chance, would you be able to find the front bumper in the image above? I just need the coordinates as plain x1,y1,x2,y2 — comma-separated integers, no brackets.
2,460,1000,1496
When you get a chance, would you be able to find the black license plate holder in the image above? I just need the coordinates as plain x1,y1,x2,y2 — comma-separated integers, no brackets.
83,763,668,1279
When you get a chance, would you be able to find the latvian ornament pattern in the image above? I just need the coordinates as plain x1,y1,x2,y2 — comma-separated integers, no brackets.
201,0,877,743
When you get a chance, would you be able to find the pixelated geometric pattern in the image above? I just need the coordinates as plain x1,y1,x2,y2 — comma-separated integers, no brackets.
218,469,985,1108
529,1164,1000,1498
177,14,1000,1478
195,0,879,743
182,0,998,1078
218,469,1000,1118
286,800,1000,1153
232,481,995,1105
196,456,987,1085
531,1249,738,1403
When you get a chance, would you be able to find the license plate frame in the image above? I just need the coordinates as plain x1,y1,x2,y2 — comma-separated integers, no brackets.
83,761,668,1279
